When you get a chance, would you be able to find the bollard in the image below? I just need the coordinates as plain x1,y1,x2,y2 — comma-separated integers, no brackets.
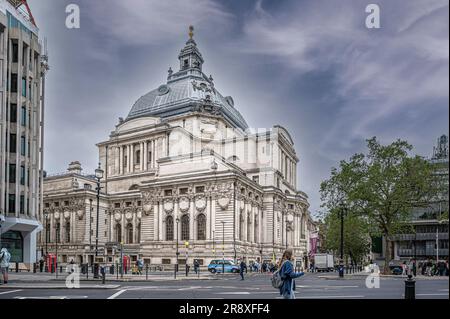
16,262,19,273
405,275,415,300
116,263,119,280
146,264,149,281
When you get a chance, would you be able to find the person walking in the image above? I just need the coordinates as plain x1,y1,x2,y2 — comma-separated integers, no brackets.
412,260,417,277
0,248,11,285
278,248,305,299
239,259,247,281
193,259,200,275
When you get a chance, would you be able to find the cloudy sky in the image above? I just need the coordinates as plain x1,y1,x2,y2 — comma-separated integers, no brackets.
27,0,449,216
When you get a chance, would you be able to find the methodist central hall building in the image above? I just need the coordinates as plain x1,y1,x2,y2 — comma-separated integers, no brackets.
39,29,312,269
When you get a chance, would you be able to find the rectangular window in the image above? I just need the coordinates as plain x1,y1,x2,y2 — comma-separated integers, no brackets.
20,195,25,214
21,106,26,126
164,189,173,197
9,164,16,183
21,136,26,156
20,166,25,185
10,104,17,123
27,169,30,187
179,188,188,195
22,45,27,66
195,186,205,193
9,134,16,153
11,73,18,92
8,194,15,213
22,78,26,97
12,42,18,63
114,203,121,208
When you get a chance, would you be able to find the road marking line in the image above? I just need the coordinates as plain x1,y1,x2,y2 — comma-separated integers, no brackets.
416,293,448,296
0,289,22,295
298,295,365,299
214,292,251,295
108,289,127,299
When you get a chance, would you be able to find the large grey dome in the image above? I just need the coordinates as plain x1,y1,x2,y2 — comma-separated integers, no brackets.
126,36,249,131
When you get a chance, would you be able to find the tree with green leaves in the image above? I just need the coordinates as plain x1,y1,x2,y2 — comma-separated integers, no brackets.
321,208,371,266
321,137,439,274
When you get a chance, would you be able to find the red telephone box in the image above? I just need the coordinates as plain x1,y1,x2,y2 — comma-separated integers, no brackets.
123,255,130,273
46,254,56,273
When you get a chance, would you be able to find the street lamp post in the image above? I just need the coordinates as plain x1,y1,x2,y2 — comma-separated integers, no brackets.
212,230,215,258
44,212,49,256
221,221,225,274
0,214,4,251
175,217,180,279
339,204,346,278
94,163,104,279
55,223,60,278
185,241,189,277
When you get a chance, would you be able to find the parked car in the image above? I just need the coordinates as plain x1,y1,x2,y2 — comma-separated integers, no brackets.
391,266,403,275
208,259,239,273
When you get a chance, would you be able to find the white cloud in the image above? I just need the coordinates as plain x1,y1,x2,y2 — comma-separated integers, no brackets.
238,0,449,161
86,0,234,46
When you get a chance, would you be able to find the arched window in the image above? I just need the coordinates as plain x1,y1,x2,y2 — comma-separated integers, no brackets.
166,216,174,241
197,214,206,240
65,222,71,243
135,150,141,165
254,216,258,243
137,223,141,243
46,223,51,243
247,217,252,242
55,224,60,242
126,223,133,244
116,224,122,243
239,213,244,241
181,215,190,241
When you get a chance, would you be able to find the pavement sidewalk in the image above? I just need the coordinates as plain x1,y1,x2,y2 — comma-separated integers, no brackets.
3,272,224,284
318,272,450,280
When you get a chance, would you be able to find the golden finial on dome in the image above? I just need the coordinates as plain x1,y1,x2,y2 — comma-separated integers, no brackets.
189,25,194,40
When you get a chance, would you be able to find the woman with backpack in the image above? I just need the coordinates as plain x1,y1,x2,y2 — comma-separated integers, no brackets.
278,248,305,299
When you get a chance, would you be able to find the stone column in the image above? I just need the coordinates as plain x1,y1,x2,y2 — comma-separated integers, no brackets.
154,202,159,241
143,141,148,171
130,144,135,173
189,199,194,241
126,145,130,173
159,201,164,241
205,196,211,241
119,146,123,175
140,142,144,171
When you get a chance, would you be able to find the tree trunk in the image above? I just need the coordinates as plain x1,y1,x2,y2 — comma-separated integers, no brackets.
383,233,391,275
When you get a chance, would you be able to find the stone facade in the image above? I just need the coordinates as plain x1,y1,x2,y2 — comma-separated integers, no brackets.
38,29,312,268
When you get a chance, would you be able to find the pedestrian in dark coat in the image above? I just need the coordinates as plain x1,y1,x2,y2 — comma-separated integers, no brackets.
239,260,247,280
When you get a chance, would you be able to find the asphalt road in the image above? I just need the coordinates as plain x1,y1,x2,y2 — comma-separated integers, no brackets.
0,273,448,300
